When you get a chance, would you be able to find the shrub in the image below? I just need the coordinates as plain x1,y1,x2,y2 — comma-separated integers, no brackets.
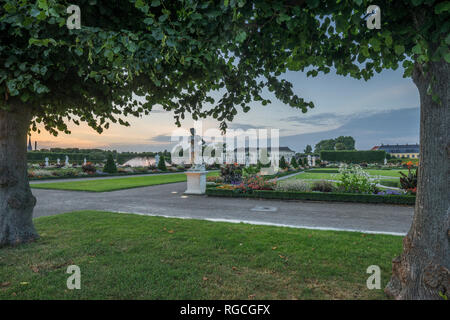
242,165,259,177
311,180,334,192
235,175,276,193
207,176,224,183
28,169,53,178
399,162,417,194
275,180,311,192
220,164,242,184
157,155,167,171
337,164,378,194
82,162,97,174
290,157,298,168
279,156,287,169
103,154,117,174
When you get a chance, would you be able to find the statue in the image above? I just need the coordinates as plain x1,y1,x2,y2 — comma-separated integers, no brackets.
185,127,206,194
45,157,49,167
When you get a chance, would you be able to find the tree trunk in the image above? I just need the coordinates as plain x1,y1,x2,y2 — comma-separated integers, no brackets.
0,100,38,246
385,59,449,299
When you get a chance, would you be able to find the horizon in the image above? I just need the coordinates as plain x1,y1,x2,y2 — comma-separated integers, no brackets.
30,66,420,153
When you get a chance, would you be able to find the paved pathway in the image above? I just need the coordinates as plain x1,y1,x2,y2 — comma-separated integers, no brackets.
32,182,414,236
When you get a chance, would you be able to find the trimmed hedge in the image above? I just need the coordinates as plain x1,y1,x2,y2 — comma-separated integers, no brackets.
320,150,386,163
206,188,415,205
27,151,105,162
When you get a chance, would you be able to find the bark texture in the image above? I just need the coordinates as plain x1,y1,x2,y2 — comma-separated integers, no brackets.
0,101,38,246
385,59,449,299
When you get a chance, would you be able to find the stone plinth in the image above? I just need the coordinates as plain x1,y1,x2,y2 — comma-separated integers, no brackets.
184,170,207,194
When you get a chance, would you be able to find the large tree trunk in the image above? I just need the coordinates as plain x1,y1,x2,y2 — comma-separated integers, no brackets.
385,59,449,299
0,100,38,246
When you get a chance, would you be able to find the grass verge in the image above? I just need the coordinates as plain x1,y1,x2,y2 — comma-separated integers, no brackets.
31,172,218,192
0,211,401,299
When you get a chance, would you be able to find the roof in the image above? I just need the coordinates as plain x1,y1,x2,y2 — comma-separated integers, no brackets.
233,147,295,153
376,144,419,154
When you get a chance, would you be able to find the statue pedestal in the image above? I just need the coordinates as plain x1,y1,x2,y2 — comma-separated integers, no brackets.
185,170,207,194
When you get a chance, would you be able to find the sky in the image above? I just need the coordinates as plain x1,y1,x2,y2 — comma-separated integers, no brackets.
32,66,420,153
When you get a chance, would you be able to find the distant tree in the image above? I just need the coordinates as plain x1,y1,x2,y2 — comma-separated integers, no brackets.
335,136,355,150
335,142,346,150
279,156,287,169
314,139,336,153
290,157,298,169
304,145,312,154
157,155,167,171
103,154,117,174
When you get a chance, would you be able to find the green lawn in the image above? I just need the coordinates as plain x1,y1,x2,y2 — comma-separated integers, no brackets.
291,172,339,180
289,169,407,182
0,211,401,300
31,172,218,192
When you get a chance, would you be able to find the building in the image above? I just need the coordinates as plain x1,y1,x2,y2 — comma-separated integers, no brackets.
233,146,296,164
371,144,420,159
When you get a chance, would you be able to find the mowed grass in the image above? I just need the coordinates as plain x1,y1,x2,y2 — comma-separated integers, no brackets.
31,172,218,192
0,211,402,300
289,169,408,181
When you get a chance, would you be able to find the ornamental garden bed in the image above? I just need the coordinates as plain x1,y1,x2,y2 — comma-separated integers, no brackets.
206,187,415,205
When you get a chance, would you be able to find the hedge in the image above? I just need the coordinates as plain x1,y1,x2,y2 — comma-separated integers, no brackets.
206,188,415,205
320,150,386,163
27,152,105,162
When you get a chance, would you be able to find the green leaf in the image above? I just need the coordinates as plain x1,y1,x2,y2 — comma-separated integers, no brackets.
369,38,381,51
135,0,145,9
235,31,247,43
38,0,48,10
306,0,320,9
394,45,405,55
412,44,422,54
385,35,393,47
435,1,450,14
151,0,161,7
444,52,450,63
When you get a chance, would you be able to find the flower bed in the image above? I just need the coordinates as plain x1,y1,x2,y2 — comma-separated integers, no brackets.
206,187,415,205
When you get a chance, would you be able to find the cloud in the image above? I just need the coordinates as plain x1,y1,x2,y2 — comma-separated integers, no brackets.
280,107,420,152
228,123,270,130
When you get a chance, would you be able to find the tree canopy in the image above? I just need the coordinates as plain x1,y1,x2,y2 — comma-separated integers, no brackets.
2,0,448,135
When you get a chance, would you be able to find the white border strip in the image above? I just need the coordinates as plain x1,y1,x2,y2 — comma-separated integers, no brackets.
111,210,406,236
